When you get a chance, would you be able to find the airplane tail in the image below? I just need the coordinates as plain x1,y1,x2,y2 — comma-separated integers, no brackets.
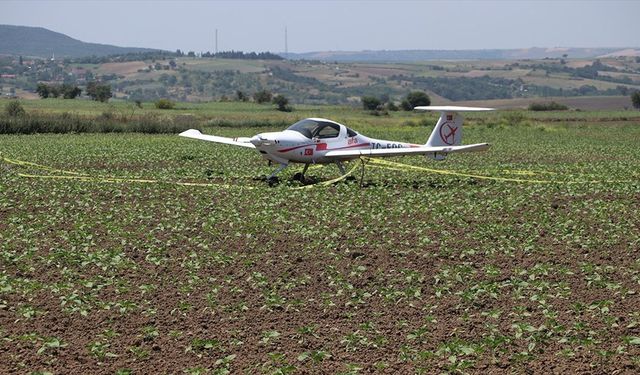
415,106,494,160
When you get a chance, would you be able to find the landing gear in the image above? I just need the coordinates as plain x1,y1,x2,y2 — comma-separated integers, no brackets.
265,163,288,186
293,163,314,185
293,164,310,182
268,163,288,179
336,161,356,182
335,161,346,175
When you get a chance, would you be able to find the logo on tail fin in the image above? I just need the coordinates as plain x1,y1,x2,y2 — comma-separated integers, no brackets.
439,122,458,145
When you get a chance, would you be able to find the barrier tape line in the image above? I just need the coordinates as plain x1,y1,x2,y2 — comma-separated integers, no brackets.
2,155,87,175
2,153,343,189
294,162,358,189
363,157,555,183
4,153,633,188
362,157,634,184
16,172,254,189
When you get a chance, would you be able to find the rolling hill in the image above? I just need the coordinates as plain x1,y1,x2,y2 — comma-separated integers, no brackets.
0,24,161,58
285,47,640,62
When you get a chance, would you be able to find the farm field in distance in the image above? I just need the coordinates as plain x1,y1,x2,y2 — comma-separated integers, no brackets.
1,102,640,373
3,53,640,107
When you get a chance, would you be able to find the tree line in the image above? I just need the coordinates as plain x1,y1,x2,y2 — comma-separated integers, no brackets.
36,82,112,102
67,50,283,65
361,91,431,112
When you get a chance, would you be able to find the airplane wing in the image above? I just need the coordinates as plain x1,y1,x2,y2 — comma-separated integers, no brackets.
179,129,255,149
324,143,490,158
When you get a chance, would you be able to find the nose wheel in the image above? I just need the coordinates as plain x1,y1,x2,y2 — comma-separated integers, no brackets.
264,163,288,186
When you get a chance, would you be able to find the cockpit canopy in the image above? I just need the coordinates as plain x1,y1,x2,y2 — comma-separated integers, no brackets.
287,118,357,139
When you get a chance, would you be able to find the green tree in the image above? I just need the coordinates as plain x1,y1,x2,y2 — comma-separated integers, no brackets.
272,94,292,112
253,90,272,104
361,96,381,110
236,90,248,102
401,91,431,110
5,100,25,117
49,85,62,98
632,91,640,110
36,83,50,98
87,82,112,103
61,84,81,99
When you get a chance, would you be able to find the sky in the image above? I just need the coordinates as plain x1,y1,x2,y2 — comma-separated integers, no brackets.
2,0,639,53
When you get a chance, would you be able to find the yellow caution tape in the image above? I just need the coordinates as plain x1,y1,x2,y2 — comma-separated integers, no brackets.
2,153,345,189
2,155,86,175
16,172,253,189
3,152,634,188
294,162,359,189
363,157,556,183
2,152,252,189
362,157,634,184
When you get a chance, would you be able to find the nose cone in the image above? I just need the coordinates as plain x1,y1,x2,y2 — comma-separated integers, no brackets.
250,134,274,147
249,135,263,146
251,132,284,147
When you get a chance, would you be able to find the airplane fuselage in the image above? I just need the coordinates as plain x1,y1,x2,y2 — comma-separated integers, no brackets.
250,120,420,165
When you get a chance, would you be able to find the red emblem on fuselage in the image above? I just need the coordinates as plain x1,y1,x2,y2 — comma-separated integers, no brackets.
304,148,314,156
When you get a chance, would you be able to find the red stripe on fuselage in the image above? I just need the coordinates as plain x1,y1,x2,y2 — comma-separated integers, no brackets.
329,143,371,151
277,144,314,153
277,142,370,153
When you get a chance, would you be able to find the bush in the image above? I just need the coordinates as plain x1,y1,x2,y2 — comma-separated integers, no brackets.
236,90,248,102
86,82,112,102
401,91,431,110
5,100,25,117
36,83,51,99
61,84,82,99
0,112,197,134
253,90,273,104
528,101,569,111
272,95,292,112
155,99,175,109
361,96,381,110
369,109,389,116
501,111,527,126
400,99,412,111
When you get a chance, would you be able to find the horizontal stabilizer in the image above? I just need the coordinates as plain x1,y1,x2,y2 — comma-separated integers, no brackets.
179,129,255,148
325,143,490,159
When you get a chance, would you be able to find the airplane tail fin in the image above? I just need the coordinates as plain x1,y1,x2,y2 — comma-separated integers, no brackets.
415,106,494,147
415,106,494,160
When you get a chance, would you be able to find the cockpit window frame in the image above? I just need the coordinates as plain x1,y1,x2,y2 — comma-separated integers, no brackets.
313,122,341,139
287,119,343,139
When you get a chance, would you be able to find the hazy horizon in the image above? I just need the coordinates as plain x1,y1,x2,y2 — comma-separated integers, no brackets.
2,0,639,53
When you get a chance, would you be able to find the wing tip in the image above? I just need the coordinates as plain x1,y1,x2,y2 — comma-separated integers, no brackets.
179,129,202,137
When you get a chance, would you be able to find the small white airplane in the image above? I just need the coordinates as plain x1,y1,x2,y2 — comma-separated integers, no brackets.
179,106,493,183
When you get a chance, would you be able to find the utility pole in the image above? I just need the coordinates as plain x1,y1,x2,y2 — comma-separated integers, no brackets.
215,29,218,54
284,26,288,58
